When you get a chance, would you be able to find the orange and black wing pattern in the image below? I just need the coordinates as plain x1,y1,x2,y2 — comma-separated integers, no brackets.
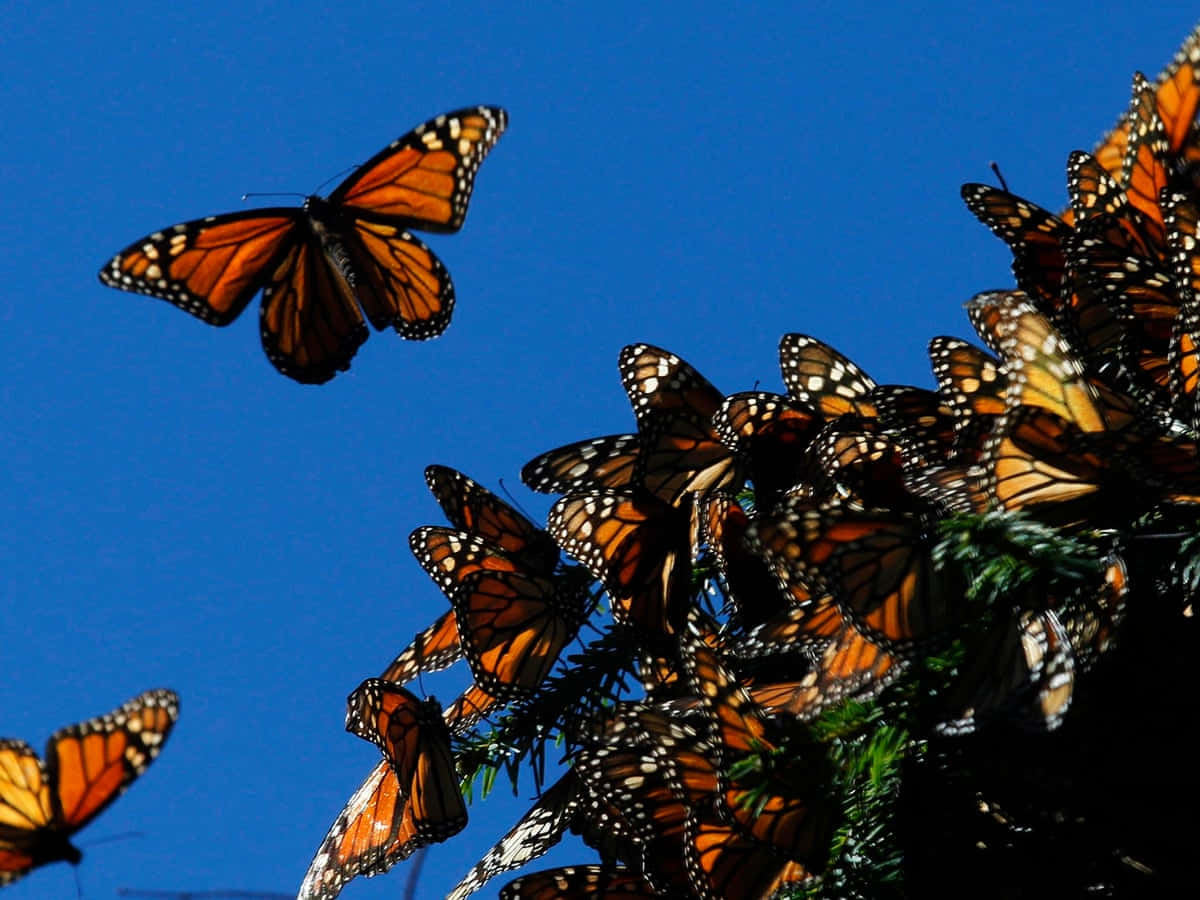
100,107,506,383
779,334,877,420
0,689,179,887
425,465,559,575
548,489,691,634
499,865,657,899
452,569,590,699
619,343,739,505
305,684,466,899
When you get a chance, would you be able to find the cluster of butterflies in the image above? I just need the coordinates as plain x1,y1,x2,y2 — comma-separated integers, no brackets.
12,26,1200,900
290,24,1200,900
98,105,508,384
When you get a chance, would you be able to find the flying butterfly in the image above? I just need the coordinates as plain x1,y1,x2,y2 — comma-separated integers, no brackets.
99,107,507,384
0,689,178,887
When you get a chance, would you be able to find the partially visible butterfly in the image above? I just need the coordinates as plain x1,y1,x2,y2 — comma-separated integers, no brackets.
99,106,507,383
619,343,739,506
779,334,877,420
961,185,1071,310
547,489,692,634
301,685,466,899
445,773,632,900
379,466,560,686
1083,24,1200,188
452,568,592,700
521,434,642,495
498,865,657,899
0,689,179,887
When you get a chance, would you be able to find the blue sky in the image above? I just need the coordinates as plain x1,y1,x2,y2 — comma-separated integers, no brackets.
1,3,1195,897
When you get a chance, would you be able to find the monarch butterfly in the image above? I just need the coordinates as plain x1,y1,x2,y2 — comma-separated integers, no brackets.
684,808,818,900
701,493,792,628
983,405,1138,527
425,465,560,574
378,529,523,686
935,608,1076,737
1121,73,1172,249
711,391,821,513
0,689,178,887
451,568,592,700
928,336,1006,454
778,334,878,420
869,384,958,466
378,467,561,687
99,107,507,384
618,344,739,506
747,497,958,651
811,422,913,510
297,759,422,899
498,865,657,899
547,489,692,634
1163,189,1200,430
301,686,466,900
1082,23,1200,191
676,626,835,881
521,434,642,495
961,185,1071,310
445,772,641,900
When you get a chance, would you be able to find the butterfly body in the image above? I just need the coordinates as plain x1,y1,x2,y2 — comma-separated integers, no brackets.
100,106,507,383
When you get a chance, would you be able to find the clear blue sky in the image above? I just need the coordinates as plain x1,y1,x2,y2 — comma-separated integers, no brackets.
1,3,1194,897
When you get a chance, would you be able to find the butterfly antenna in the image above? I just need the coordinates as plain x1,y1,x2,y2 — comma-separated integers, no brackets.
312,166,357,197
497,478,540,524
989,161,1010,192
402,846,429,900
81,830,144,848
74,865,83,900
240,191,307,203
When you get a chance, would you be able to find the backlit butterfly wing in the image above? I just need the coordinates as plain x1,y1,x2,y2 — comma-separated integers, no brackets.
100,107,506,383
378,611,461,685
377,526,532,686
297,759,414,899
1086,24,1200,184
547,490,691,633
928,337,1006,444
451,570,590,699
973,290,1110,433
684,808,817,900
425,465,560,575
0,689,179,886
498,865,657,899
984,405,1128,527
1163,190,1200,429
961,186,1070,309
1122,73,1172,249
779,334,877,420
618,344,738,505
309,685,465,899
521,434,641,495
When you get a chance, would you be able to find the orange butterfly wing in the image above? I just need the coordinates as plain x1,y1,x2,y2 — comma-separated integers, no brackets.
100,106,506,383
0,690,178,886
